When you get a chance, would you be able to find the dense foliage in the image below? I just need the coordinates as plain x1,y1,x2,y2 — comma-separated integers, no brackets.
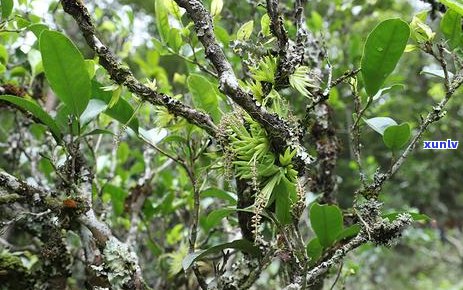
1,0,463,289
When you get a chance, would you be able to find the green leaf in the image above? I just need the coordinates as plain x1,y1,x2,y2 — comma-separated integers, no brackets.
383,212,431,222
1,0,13,19
155,0,170,43
275,183,291,225
309,203,344,248
187,74,221,122
205,207,235,229
237,20,254,40
182,239,261,270
103,184,127,215
383,123,411,150
410,16,435,42
306,238,323,266
40,30,91,117
0,95,62,142
0,44,8,64
361,19,410,96
261,14,271,36
80,99,108,125
308,11,323,32
211,0,223,17
289,66,316,97
84,59,96,79
167,28,182,52
440,0,463,16
273,177,296,225
336,224,361,241
441,9,462,49
28,23,48,38
363,117,397,135
92,81,139,133
201,188,237,204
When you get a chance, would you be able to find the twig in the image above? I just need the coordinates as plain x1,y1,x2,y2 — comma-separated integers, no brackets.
306,234,367,286
329,263,343,290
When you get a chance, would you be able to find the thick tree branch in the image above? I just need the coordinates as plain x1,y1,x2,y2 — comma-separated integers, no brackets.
0,170,149,289
59,0,217,136
173,0,311,165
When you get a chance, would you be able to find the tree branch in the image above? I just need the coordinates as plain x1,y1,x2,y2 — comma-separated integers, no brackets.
59,0,217,136
173,0,310,166
0,170,150,289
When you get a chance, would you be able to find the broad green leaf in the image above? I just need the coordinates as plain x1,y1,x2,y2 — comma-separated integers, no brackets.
205,208,235,229
84,59,96,79
237,20,254,40
306,238,323,266
182,239,261,270
310,203,344,248
201,188,237,204
167,28,182,52
0,95,62,143
0,95,61,142
187,74,221,122
162,135,188,144
27,49,43,77
273,177,297,225
383,123,411,150
361,19,410,96
211,0,223,17
440,0,463,16
363,117,397,135
103,184,127,215
40,30,91,117
92,81,139,133
28,23,48,38
308,11,323,32
441,9,462,49
383,212,431,222
1,0,13,19
261,14,271,36
0,44,8,64
215,25,231,46
80,99,108,125
155,0,170,43
336,224,361,241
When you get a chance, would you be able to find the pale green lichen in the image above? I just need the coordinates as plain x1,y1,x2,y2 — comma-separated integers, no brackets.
102,237,138,288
